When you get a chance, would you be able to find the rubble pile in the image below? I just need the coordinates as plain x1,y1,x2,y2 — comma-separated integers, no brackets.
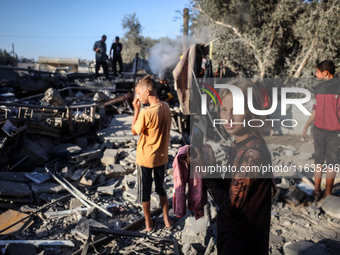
0,71,339,254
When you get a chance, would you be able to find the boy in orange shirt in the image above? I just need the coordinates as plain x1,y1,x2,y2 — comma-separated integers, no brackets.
131,75,173,232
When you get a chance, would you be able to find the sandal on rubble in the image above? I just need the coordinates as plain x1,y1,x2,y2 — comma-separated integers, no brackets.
312,191,322,202
146,218,156,234
163,216,176,231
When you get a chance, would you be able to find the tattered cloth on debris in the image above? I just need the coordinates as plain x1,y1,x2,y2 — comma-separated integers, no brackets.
172,44,196,115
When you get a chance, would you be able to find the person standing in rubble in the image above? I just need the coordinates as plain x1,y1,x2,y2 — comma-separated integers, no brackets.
110,36,123,77
131,75,174,233
93,35,109,79
302,60,339,201
192,79,274,255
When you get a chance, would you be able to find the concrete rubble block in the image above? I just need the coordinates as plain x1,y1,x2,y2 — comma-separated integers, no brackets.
73,218,107,240
283,185,306,206
182,216,210,245
70,198,85,210
0,172,30,182
119,159,135,173
105,164,126,179
70,168,88,181
283,240,332,255
31,182,65,194
44,207,89,219
270,234,284,243
20,138,54,165
49,144,82,158
80,170,98,186
97,114,136,143
0,180,32,202
97,180,120,196
182,243,198,255
122,174,136,191
5,243,37,255
322,195,340,219
25,172,50,185
125,150,137,164
123,189,139,204
68,149,101,164
101,149,118,166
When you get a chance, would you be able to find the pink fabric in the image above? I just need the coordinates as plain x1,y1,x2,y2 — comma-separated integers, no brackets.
172,145,207,219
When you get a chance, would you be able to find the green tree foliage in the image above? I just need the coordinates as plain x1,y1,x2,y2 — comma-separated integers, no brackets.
0,49,18,66
190,0,340,78
121,13,158,63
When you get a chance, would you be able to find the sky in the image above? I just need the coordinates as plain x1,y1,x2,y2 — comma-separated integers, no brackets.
0,0,189,61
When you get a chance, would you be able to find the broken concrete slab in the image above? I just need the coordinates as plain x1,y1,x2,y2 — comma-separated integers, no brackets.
105,164,126,179
182,243,198,255
0,172,30,183
97,114,138,144
182,216,210,245
101,149,118,166
283,240,332,255
122,174,136,191
44,208,89,219
30,182,65,194
119,159,135,173
25,172,50,185
322,195,340,219
124,150,136,164
97,180,120,195
80,170,98,186
0,180,32,198
68,149,101,164
123,189,138,203
70,167,89,181
73,218,107,240
50,144,82,158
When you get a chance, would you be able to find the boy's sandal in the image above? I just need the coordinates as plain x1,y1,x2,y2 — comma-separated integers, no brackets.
312,191,322,202
164,216,176,231
146,218,156,234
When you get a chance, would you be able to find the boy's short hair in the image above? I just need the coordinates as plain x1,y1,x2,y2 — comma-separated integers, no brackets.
136,75,156,91
116,36,120,40
317,60,335,75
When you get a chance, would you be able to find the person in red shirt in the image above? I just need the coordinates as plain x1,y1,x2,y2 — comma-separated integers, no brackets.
302,60,340,201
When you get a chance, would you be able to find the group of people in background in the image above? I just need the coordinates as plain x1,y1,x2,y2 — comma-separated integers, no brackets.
93,35,123,79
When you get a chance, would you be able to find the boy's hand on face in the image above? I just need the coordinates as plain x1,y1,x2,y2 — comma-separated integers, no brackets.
132,98,141,111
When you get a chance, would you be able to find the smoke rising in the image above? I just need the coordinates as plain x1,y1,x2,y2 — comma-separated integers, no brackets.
148,39,182,78
148,27,213,78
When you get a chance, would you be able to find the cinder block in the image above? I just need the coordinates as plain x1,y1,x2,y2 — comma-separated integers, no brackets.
101,149,118,166
105,164,126,179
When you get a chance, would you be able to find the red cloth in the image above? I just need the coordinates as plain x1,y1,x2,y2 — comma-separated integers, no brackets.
172,145,207,219
260,88,270,109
